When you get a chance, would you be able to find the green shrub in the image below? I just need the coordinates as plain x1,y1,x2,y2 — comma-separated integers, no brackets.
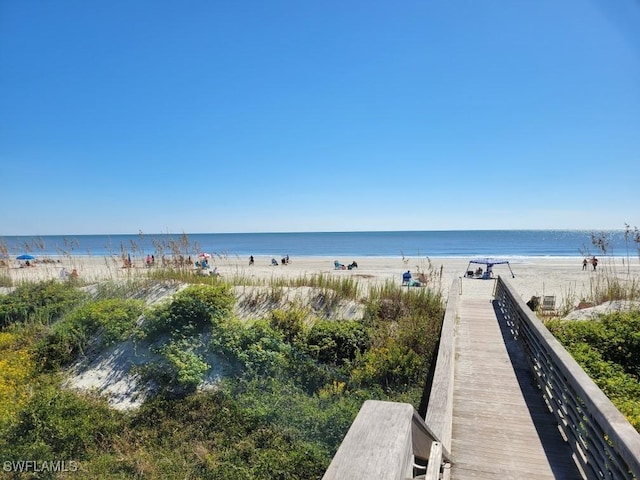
548,310,640,431
0,383,121,462
143,284,234,339
350,341,425,391
126,390,329,479
211,319,290,376
0,280,87,328
269,307,306,343
36,298,143,369
302,319,369,365
548,310,640,377
158,338,209,391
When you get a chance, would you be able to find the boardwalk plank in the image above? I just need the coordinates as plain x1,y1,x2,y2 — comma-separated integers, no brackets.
450,287,583,479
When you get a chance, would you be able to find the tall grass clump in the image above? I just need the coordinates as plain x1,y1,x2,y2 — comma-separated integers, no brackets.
0,275,11,288
283,274,361,300
88,277,154,300
578,224,640,306
347,281,445,398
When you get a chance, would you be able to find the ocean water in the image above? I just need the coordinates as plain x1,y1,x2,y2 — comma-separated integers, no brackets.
0,230,633,259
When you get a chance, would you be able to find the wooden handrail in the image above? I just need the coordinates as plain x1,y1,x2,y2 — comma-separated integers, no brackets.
321,400,441,480
423,278,458,459
495,276,640,480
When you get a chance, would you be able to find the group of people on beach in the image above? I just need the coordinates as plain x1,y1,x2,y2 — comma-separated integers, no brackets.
60,267,78,279
402,270,428,287
266,255,290,266
582,256,598,271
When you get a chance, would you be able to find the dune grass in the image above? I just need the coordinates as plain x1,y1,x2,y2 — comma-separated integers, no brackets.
0,267,446,478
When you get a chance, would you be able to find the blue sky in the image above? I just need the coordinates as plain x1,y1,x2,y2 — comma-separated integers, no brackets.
1,0,639,235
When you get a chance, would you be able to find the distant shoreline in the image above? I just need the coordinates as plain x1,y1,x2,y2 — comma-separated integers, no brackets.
1,229,634,258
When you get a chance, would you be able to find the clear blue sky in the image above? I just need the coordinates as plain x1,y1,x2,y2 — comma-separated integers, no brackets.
1,0,639,235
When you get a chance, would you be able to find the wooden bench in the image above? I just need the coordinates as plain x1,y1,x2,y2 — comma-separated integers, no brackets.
541,295,556,314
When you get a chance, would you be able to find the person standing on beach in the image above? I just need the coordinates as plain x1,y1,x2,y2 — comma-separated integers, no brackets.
582,258,588,270
249,255,254,266
591,256,598,271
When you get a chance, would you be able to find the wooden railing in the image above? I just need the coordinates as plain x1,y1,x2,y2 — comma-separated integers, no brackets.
423,277,458,460
321,400,443,480
495,276,640,480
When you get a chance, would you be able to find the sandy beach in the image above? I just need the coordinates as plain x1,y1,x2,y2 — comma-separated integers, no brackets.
5,254,640,309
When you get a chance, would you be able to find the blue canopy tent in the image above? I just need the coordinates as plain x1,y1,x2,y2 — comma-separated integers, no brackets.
465,257,515,279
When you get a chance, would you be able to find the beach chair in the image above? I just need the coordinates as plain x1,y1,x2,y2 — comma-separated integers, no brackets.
334,260,344,270
541,295,556,314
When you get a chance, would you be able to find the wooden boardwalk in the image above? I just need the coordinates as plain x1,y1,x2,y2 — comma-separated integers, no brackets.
450,282,584,479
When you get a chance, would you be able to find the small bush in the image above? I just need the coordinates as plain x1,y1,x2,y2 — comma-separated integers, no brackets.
143,284,234,339
269,307,306,343
211,319,289,376
350,341,425,391
0,280,87,328
0,383,122,462
548,310,640,431
302,319,369,365
158,338,209,392
36,298,144,369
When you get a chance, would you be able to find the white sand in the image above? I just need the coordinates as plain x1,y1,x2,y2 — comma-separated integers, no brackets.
5,254,640,307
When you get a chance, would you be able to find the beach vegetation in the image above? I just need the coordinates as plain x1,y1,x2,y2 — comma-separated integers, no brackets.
0,274,445,478
36,298,144,369
547,310,640,431
0,379,122,470
0,332,35,428
0,279,87,328
302,319,369,366
560,224,640,314
0,272,11,287
156,338,210,392
141,283,234,341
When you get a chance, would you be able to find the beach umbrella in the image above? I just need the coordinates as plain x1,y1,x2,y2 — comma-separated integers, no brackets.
199,253,212,259
16,254,35,260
